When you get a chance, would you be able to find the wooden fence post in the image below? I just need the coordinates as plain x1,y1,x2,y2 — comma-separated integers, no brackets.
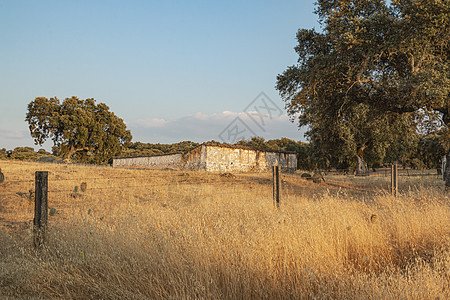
391,164,398,197
34,171,48,248
273,165,281,207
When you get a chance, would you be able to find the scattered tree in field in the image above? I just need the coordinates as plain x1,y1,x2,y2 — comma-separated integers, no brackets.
276,0,449,178
26,97,132,163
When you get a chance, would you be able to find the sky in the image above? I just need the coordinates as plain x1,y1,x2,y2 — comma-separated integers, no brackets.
0,0,320,151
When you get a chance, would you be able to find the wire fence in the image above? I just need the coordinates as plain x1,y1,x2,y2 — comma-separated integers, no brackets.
0,167,443,201
0,166,445,248
0,174,267,199
322,168,441,178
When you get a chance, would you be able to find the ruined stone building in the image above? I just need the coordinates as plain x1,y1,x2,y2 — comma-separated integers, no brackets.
112,143,297,172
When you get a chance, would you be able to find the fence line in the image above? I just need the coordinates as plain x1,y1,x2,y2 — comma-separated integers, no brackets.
0,175,174,184
0,192,27,197
323,168,440,177
0,173,252,184
0,179,35,184
2,169,439,187
1,167,443,202
0,179,266,197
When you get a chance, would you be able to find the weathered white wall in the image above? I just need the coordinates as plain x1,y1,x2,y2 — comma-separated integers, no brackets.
181,145,207,171
205,146,261,172
204,146,297,172
264,152,297,172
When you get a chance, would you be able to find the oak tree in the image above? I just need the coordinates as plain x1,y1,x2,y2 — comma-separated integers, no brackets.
276,0,449,178
26,97,132,163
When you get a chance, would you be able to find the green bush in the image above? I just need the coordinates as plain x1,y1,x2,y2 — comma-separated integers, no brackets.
0,148,7,160
8,147,59,162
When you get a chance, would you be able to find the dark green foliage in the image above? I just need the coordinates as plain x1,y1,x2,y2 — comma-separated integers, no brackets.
7,147,60,162
122,141,200,157
236,137,268,149
0,148,7,160
236,137,317,170
26,97,132,163
9,147,41,161
37,148,50,155
276,0,449,171
415,133,448,169
236,137,300,152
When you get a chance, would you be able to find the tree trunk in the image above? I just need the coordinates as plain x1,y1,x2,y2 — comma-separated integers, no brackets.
355,155,369,176
62,145,76,161
62,145,89,161
355,144,369,176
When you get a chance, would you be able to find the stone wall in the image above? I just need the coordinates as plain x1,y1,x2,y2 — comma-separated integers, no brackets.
181,145,207,171
205,146,261,172
112,144,297,172
204,145,297,172
264,152,297,172
112,153,183,169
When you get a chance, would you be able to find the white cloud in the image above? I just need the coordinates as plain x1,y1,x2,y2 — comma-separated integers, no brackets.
128,111,306,144
0,129,27,139
134,118,168,128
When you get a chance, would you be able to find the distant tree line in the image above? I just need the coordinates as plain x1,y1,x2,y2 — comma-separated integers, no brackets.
120,141,201,158
0,147,58,162
1,133,446,172
236,135,447,172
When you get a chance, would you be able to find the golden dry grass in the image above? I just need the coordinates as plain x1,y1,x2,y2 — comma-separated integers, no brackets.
0,160,449,299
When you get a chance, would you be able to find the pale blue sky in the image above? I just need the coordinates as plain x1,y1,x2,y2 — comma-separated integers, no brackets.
0,0,319,150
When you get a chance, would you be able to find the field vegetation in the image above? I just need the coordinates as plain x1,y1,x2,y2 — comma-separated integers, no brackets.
0,161,448,299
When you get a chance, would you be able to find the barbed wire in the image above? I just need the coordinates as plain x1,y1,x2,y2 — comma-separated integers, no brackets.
1,168,441,185
0,173,251,184
1,174,440,189
0,179,264,197
0,185,263,198
0,167,442,199
0,192,26,197
0,174,440,192
0,175,169,183
0,179,35,184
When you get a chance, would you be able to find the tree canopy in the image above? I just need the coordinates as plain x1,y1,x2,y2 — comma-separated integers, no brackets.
26,97,132,163
121,141,200,158
276,0,449,173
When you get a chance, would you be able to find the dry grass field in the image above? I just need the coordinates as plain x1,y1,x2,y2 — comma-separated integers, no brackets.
0,160,449,299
